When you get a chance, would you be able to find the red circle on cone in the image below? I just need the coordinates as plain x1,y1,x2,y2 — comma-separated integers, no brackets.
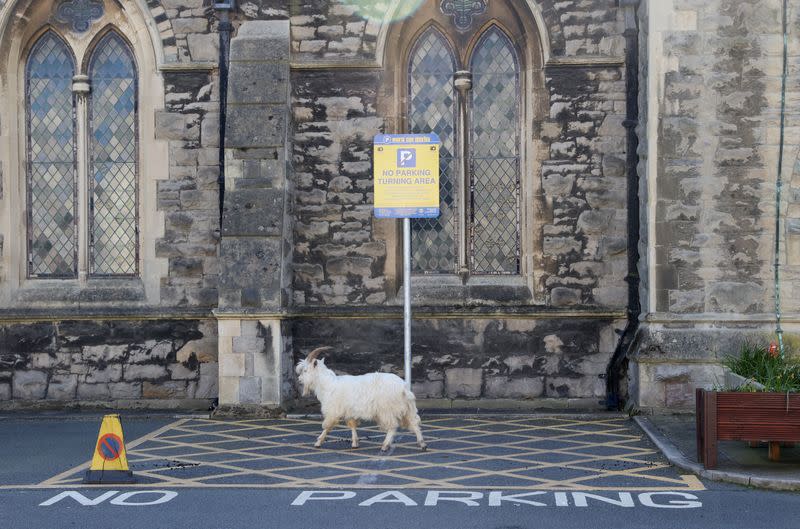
97,433,123,461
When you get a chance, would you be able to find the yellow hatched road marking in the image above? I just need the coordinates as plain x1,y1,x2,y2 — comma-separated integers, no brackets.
21,416,706,492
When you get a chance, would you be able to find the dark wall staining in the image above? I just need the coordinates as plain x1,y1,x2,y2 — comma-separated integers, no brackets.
289,317,612,404
0,320,216,403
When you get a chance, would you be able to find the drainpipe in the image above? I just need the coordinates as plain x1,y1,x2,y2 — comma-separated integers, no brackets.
214,1,236,228
605,0,641,410
773,0,788,357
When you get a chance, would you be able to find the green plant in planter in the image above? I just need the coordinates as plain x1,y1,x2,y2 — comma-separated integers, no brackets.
724,339,800,393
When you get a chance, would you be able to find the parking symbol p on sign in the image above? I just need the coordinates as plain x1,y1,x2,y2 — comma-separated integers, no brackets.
397,149,416,168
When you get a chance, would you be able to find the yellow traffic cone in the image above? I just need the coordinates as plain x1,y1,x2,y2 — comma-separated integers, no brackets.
83,414,136,484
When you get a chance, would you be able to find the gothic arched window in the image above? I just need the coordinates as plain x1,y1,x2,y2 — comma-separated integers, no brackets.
25,28,139,279
26,31,77,277
88,32,138,276
407,24,521,276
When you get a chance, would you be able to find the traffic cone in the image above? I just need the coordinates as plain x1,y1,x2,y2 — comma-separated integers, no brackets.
83,414,136,484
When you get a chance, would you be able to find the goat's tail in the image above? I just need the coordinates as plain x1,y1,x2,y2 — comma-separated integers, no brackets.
402,387,420,425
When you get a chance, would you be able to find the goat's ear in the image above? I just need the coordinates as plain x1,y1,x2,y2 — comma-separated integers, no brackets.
313,359,318,367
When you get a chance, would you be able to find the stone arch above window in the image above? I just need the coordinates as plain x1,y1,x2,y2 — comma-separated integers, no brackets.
0,0,174,67
375,0,556,67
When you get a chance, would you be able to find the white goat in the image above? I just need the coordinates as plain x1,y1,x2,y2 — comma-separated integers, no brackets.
295,347,427,452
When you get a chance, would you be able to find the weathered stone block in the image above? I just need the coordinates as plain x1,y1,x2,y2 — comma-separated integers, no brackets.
445,368,482,398
196,362,218,398
82,344,127,363
168,363,198,380
546,376,604,398
187,33,219,62
543,237,582,256
170,257,204,278
219,238,282,309
225,105,286,148
201,112,220,148
129,342,173,364
412,379,444,398
47,375,78,400
485,377,544,399
593,286,627,308
222,189,284,237
706,282,763,313
155,111,200,141
220,352,245,377
77,383,109,400
551,287,582,307
108,382,142,399
12,370,47,400
228,62,289,105
124,365,168,381
327,256,372,277
143,381,188,399
577,210,614,234
239,376,262,404
171,17,208,34
31,353,70,370
0,383,10,400
230,20,290,62
85,365,123,383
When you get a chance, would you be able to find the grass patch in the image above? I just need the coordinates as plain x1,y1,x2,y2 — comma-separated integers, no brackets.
724,339,800,392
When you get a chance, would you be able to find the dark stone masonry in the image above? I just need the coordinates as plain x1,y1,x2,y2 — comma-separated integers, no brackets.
0,0,798,412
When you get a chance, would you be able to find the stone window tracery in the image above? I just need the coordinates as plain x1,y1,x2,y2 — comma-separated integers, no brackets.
440,0,488,31
54,0,104,34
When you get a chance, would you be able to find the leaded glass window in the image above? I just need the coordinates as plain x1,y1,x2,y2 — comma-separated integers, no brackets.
88,33,138,276
24,27,139,280
26,31,77,278
469,28,520,274
406,25,521,276
408,28,458,274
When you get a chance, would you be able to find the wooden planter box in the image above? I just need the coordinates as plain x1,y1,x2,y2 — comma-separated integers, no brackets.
696,388,800,469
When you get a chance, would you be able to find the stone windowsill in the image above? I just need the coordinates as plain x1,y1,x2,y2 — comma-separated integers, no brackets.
9,277,148,305
391,274,536,306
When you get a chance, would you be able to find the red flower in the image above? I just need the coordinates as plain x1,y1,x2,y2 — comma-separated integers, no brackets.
769,341,779,358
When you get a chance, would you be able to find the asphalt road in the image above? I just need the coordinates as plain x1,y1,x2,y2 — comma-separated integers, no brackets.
1,413,798,529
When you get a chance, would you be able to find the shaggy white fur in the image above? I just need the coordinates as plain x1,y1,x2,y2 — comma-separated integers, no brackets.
296,348,427,452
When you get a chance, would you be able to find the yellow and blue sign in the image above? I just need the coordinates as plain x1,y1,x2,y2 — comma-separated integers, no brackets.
373,133,440,218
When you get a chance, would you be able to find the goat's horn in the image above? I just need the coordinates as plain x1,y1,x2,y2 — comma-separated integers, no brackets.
306,346,332,362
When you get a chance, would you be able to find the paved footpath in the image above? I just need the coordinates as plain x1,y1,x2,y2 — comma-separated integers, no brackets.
0,413,799,529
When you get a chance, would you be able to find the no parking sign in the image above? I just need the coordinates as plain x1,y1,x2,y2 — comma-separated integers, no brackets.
373,133,440,218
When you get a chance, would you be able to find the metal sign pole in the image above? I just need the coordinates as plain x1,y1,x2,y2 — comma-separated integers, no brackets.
373,133,439,392
403,217,412,390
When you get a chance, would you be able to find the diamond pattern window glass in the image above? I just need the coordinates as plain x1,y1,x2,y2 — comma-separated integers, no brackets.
26,31,77,278
469,28,520,274
408,28,458,274
88,33,138,276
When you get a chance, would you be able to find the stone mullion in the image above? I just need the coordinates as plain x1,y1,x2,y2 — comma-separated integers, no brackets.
72,74,91,284
454,70,472,280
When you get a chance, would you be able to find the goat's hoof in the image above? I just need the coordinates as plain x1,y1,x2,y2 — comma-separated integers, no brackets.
313,443,322,448
351,444,359,449
419,443,428,451
380,447,390,453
